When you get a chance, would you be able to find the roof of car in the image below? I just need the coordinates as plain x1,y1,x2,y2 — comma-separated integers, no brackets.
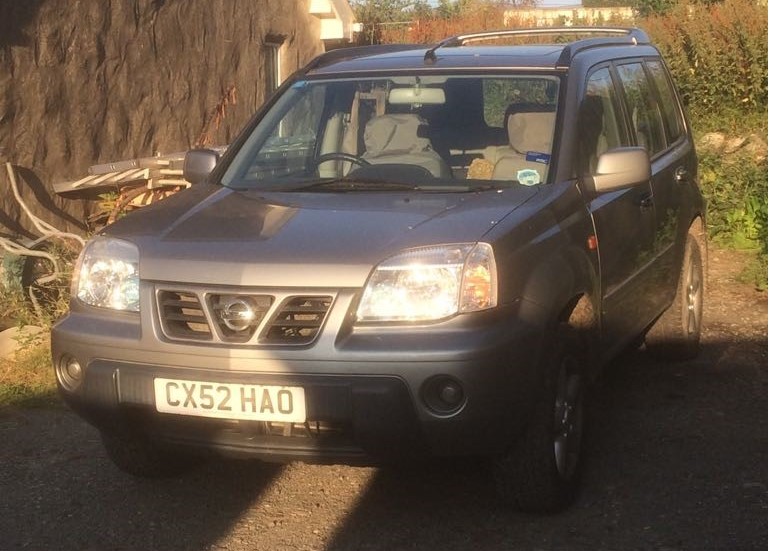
304,27,655,76
307,46,570,75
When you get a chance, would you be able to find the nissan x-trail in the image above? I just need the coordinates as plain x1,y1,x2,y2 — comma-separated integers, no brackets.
52,27,705,512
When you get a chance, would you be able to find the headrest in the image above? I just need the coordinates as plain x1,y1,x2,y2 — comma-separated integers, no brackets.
579,95,605,145
505,104,556,155
364,114,431,156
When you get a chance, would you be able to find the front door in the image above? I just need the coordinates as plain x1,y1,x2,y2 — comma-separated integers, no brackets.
578,65,657,357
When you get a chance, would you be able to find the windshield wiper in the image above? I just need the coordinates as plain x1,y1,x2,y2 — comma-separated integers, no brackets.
286,178,419,192
239,178,507,193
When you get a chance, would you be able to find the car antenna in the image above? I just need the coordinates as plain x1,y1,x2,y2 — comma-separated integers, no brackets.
423,36,461,64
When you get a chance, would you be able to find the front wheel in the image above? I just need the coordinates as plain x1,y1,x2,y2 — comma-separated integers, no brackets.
492,326,586,513
645,234,704,360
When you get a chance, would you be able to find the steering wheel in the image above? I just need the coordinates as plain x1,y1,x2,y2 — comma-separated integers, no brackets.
314,152,371,168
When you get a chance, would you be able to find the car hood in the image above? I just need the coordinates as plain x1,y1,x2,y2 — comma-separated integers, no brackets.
105,185,538,287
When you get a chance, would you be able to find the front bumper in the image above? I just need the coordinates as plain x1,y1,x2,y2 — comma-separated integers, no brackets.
52,301,546,464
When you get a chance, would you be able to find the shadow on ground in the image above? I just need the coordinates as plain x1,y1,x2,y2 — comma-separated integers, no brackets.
321,337,767,551
0,409,284,550
0,335,764,551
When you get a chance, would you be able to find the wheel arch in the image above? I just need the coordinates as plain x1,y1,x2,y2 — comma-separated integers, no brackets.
516,244,601,378
688,215,708,292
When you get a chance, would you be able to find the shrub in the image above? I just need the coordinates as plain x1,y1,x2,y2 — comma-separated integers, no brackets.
698,151,768,251
643,0,768,117
698,150,768,289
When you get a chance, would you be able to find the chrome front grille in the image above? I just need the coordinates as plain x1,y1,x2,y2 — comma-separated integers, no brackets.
208,294,274,343
155,286,334,346
263,296,334,345
158,290,212,341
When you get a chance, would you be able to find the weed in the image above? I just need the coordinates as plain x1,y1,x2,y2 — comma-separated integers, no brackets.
699,152,768,250
0,238,75,408
0,332,58,409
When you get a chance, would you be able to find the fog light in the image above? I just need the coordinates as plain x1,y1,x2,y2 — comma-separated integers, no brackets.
57,355,83,391
439,381,463,406
65,359,82,380
421,376,466,416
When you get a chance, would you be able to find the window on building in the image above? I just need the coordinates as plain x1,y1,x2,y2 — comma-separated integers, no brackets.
263,36,284,100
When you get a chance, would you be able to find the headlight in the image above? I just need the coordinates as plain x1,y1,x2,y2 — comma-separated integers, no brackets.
73,237,140,312
356,243,497,322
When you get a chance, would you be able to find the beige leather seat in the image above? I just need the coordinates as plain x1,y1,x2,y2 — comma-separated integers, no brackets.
489,105,556,184
361,114,452,178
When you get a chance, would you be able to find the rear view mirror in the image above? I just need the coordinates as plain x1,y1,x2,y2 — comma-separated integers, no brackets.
589,147,650,194
183,149,220,185
388,87,446,105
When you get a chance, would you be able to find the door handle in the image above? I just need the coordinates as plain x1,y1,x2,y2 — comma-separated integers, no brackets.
639,193,654,210
674,167,689,183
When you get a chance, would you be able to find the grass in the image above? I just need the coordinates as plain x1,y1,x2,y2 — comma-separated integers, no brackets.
0,332,60,409
0,267,70,410
736,253,768,292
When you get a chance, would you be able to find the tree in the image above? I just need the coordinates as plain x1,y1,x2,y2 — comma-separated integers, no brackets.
350,0,429,44
435,0,473,19
633,0,677,15
435,0,534,19
582,0,632,6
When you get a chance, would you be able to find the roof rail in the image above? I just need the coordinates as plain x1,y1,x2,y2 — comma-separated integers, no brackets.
304,44,425,72
424,27,650,65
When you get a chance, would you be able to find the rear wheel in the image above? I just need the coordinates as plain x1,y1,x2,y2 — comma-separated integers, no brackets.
101,429,200,478
493,326,586,513
645,234,704,360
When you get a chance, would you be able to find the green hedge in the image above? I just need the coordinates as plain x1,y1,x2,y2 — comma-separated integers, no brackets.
643,0,768,118
699,152,768,251
643,0,767,288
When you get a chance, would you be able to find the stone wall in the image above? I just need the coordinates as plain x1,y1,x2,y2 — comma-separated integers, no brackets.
0,0,325,238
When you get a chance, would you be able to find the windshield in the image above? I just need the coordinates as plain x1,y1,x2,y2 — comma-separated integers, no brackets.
221,74,560,191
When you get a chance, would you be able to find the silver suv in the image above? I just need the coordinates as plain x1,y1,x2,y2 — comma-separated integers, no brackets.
52,27,705,512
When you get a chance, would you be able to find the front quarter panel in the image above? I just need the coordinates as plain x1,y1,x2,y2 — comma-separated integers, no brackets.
488,180,600,367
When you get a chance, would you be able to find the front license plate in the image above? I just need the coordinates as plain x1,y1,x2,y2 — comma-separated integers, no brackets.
153,378,306,423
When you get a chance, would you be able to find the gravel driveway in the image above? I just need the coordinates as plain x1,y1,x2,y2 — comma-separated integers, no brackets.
0,248,765,551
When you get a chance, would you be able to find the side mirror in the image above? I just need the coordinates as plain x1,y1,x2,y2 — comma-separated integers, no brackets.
589,147,651,194
183,149,220,185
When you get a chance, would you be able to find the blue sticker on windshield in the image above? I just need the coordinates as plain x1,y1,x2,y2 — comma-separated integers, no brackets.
525,151,551,165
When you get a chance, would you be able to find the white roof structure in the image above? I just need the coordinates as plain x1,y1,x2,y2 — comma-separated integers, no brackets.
309,0,358,43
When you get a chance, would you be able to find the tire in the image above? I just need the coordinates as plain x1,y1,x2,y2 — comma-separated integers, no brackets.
492,326,586,513
101,429,200,479
645,235,704,361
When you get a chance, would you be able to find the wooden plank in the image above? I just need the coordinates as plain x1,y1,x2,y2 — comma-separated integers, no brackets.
54,146,227,196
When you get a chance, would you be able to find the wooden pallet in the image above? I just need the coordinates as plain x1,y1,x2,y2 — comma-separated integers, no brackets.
53,147,227,195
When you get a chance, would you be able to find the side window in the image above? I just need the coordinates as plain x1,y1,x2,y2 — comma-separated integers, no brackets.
616,62,667,156
579,67,627,175
646,60,684,144
267,85,325,143
255,85,327,178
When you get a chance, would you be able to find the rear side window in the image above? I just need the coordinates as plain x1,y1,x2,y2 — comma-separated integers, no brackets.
616,62,667,156
646,60,684,144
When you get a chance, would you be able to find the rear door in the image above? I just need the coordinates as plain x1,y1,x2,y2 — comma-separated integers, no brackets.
615,60,692,316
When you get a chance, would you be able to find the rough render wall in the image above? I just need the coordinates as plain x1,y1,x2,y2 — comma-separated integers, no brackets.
0,0,324,237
